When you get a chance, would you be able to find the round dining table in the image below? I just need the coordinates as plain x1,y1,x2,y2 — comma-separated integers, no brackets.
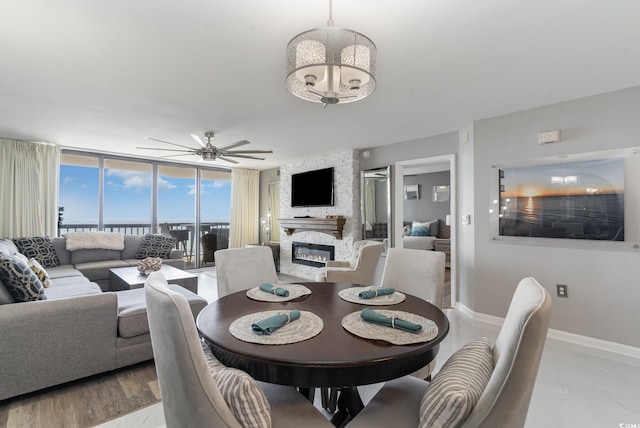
197,282,449,426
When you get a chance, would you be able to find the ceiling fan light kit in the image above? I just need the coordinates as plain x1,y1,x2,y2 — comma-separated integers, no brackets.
285,0,377,105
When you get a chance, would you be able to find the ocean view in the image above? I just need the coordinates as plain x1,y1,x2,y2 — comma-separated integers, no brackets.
499,193,624,241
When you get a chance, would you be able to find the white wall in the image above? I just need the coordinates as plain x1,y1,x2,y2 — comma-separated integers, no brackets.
279,150,360,279
403,171,450,223
470,86,640,347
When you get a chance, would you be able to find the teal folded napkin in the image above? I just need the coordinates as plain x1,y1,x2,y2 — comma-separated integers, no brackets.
259,283,290,297
360,308,422,334
358,287,396,299
251,310,301,335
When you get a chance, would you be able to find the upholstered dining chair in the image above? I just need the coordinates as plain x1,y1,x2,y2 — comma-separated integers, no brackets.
348,277,552,428
379,247,446,380
315,240,384,285
144,272,333,428
215,246,278,298
380,247,445,308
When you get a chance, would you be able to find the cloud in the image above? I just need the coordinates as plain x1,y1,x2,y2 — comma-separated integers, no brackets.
63,176,75,184
187,180,230,195
158,177,176,191
105,169,177,191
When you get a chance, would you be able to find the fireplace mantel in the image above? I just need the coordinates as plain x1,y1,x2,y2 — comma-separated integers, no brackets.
278,217,346,240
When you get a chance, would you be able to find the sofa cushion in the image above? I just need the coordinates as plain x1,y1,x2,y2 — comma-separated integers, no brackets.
50,275,91,287
0,254,47,302
29,258,51,288
13,236,60,267
135,234,176,259
51,237,71,265
75,260,129,281
419,338,494,428
70,248,122,265
44,282,103,300
121,235,143,260
46,265,85,279
201,341,272,428
117,284,207,338
0,279,15,304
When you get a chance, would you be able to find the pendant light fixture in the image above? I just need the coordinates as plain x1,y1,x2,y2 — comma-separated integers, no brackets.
285,0,377,105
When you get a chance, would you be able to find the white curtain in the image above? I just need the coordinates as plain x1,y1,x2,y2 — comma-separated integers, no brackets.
229,168,260,248
268,182,281,243
0,140,60,238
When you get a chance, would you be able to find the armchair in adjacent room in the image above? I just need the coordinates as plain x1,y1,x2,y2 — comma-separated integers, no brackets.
315,240,384,285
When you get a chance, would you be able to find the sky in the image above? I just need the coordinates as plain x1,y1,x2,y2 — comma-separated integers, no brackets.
500,158,624,198
60,165,231,225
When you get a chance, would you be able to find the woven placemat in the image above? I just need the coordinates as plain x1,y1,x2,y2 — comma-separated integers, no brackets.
229,310,323,345
342,310,438,345
338,287,406,306
246,284,312,302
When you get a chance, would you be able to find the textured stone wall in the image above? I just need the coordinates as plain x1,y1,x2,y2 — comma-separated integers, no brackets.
279,150,360,279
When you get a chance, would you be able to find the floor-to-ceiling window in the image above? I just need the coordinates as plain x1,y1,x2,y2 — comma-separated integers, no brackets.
200,169,232,266
157,165,196,264
59,151,231,268
104,158,153,235
58,154,100,232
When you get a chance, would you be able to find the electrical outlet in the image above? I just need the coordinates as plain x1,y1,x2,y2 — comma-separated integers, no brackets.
556,284,568,298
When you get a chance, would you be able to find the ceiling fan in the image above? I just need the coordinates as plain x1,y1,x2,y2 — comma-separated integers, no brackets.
137,131,273,164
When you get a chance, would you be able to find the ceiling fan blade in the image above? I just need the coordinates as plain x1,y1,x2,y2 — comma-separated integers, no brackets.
223,154,266,160
147,137,198,151
224,149,273,154
218,140,250,151
216,156,239,164
160,153,197,158
190,134,207,148
136,147,193,153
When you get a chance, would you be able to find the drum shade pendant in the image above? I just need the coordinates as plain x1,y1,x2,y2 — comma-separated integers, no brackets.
285,0,377,105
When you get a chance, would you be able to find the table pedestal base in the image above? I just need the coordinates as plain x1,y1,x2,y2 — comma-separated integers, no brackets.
329,388,364,428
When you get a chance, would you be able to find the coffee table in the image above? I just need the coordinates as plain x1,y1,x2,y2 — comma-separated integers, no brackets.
108,265,198,293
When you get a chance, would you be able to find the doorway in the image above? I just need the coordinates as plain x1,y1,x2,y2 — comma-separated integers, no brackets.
394,154,456,308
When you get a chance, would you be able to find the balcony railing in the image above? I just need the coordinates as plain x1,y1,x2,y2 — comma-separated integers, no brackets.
58,222,230,266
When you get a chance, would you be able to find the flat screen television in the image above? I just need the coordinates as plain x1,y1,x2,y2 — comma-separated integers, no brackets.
291,167,334,207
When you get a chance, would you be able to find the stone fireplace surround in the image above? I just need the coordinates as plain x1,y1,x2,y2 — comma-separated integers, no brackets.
279,150,360,279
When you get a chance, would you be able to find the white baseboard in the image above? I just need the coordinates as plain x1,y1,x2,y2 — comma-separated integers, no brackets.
454,303,640,360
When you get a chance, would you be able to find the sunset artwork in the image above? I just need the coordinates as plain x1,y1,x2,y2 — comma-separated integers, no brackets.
498,158,624,241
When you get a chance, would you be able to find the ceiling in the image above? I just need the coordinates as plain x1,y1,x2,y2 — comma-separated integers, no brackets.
1,1,639,170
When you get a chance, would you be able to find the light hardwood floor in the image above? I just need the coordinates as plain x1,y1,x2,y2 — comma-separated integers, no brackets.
0,362,160,427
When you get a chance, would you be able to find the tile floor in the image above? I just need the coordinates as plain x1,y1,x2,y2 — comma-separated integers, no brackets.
97,269,640,428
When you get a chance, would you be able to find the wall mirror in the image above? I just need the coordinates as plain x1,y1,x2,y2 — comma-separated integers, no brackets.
361,166,391,252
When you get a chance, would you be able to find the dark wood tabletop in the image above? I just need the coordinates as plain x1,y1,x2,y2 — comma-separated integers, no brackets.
197,282,449,389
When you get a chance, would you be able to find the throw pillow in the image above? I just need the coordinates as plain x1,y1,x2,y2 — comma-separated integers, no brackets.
429,219,440,237
201,342,271,428
419,337,494,428
0,255,47,302
135,234,176,259
13,236,60,268
29,258,51,288
410,221,431,236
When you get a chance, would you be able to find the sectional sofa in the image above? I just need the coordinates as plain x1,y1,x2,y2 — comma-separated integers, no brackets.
0,234,207,401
